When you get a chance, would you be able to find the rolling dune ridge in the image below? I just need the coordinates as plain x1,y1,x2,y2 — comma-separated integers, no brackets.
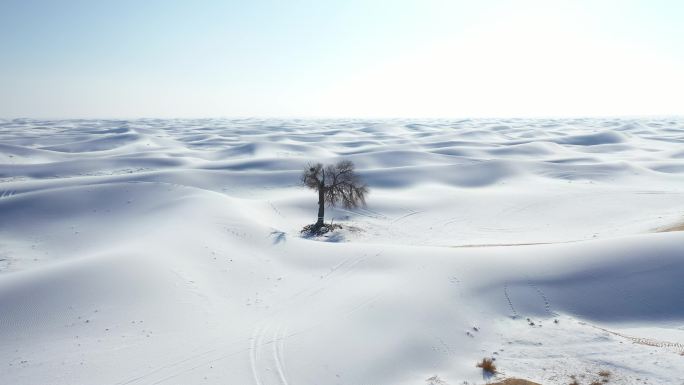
1,118,683,384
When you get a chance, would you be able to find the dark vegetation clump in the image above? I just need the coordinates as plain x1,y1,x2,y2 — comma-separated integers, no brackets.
300,222,342,236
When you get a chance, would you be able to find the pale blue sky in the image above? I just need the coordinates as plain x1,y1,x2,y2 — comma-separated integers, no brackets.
1,0,682,118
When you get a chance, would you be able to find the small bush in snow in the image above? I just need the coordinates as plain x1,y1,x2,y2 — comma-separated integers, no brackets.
476,357,497,374
425,375,448,385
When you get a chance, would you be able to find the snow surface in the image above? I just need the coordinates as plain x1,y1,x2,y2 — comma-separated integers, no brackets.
0,118,683,385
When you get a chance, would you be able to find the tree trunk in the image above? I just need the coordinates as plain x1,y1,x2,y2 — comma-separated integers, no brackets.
316,185,325,227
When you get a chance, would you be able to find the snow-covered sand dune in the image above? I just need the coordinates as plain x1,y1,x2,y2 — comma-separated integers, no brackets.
0,118,683,384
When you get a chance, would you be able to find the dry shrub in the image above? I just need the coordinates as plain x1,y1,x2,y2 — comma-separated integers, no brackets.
476,357,497,374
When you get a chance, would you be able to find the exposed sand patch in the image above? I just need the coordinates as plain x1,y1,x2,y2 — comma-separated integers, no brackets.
491,380,542,385
657,222,684,232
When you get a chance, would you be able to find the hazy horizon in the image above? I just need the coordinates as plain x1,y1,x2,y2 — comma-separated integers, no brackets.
3,114,684,122
2,0,683,119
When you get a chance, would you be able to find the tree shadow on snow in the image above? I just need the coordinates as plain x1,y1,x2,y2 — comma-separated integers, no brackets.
323,232,345,242
269,230,287,244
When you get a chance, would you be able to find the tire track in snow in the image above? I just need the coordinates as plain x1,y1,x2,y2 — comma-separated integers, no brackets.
116,323,291,385
115,250,385,385
114,346,221,385
250,323,266,385
250,321,291,385
282,250,383,305
391,210,423,223
272,326,289,385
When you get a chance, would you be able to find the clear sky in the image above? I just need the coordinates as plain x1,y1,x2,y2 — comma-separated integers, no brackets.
1,0,682,118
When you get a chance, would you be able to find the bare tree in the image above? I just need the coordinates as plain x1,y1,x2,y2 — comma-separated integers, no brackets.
301,160,368,229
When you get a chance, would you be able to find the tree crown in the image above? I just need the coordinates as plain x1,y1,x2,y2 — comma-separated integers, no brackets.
301,160,368,209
